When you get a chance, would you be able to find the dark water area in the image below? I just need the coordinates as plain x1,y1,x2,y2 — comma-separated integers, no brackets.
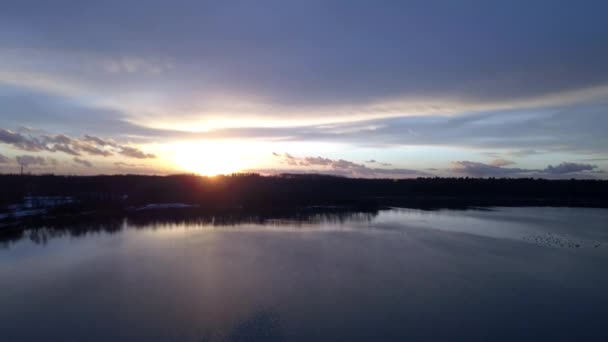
1,207,608,341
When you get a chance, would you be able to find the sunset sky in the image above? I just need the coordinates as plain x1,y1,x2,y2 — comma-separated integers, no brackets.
1,1,607,178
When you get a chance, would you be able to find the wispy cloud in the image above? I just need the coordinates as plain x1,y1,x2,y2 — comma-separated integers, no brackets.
118,146,155,159
73,157,93,168
450,161,532,177
544,162,597,175
366,160,392,166
117,104,608,155
490,159,516,167
271,153,428,178
450,161,599,178
0,128,45,152
112,162,166,175
114,161,138,168
103,56,175,75
0,128,155,159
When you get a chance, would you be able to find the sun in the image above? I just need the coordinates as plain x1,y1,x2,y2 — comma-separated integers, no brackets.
171,140,257,176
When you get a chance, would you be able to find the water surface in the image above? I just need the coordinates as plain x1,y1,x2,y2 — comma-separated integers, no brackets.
1,207,608,341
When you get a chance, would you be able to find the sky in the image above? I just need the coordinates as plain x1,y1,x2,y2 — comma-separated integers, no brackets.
1,0,607,178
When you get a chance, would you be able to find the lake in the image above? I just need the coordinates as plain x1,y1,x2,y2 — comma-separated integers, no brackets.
1,207,608,341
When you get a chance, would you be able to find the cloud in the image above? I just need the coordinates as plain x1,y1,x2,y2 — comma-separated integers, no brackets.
47,157,59,166
77,143,113,157
543,162,597,174
272,153,428,178
117,102,608,156
0,0,607,143
508,149,543,157
490,159,516,167
1,70,608,162
0,128,45,151
15,155,47,167
0,153,9,164
43,133,136,157
451,160,600,177
112,162,166,175
84,135,118,147
0,128,155,159
44,135,81,155
580,158,608,162
73,157,93,168
450,161,532,177
3,1,608,110
114,161,138,168
103,56,175,75
118,146,155,159
43,134,112,156
365,159,392,166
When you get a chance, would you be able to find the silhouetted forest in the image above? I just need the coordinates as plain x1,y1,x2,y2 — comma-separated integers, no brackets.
1,173,607,236
2,173,608,209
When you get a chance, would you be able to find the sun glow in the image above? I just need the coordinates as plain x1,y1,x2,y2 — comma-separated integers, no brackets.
170,140,263,176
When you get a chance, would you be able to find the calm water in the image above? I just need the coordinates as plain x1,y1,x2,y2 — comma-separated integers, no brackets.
1,207,608,341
